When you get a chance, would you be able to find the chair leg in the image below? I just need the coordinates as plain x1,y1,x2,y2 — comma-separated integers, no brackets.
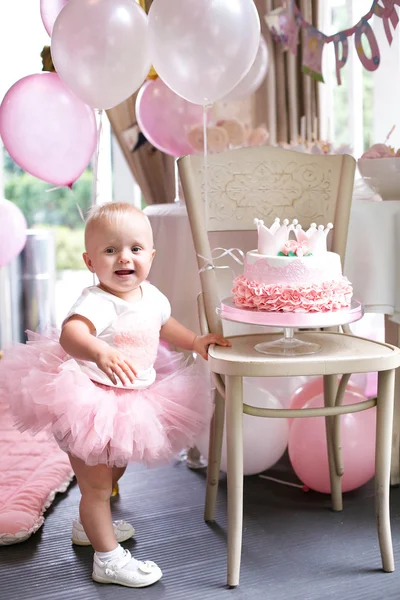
376,369,395,572
226,375,243,588
390,366,400,486
323,375,343,511
384,316,400,485
204,389,225,523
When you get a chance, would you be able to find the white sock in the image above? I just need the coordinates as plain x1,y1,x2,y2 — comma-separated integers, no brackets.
96,544,125,563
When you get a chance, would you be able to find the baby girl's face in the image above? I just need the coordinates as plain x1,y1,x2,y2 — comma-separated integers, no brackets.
83,214,155,300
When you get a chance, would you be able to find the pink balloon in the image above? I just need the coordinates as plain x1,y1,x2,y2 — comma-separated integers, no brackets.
350,372,368,392
0,200,27,267
289,377,363,424
288,391,376,493
40,0,69,36
0,73,97,187
365,372,378,399
136,78,205,157
51,0,151,109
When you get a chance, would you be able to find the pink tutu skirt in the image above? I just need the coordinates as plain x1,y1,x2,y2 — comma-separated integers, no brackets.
0,332,213,468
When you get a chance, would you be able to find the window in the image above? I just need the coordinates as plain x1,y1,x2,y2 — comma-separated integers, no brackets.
319,0,400,157
0,2,106,326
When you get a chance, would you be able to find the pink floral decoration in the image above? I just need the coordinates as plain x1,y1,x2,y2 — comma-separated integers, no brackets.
281,240,310,257
232,275,353,313
282,240,298,255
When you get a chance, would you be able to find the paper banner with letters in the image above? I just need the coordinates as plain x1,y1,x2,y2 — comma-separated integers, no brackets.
265,0,399,84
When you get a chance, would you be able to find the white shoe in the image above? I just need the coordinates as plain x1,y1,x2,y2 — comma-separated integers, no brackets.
92,549,162,588
71,519,135,546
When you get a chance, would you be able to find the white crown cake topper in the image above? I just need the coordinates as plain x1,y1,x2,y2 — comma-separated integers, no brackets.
254,218,333,257
254,218,296,255
295,222,333,255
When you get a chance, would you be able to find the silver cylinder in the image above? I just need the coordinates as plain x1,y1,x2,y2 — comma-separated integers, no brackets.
21,229,56,337
0,229,56,346
0,252,23,346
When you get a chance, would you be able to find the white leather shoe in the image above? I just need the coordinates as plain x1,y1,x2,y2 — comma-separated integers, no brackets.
71,519,135,546
92,549,162,588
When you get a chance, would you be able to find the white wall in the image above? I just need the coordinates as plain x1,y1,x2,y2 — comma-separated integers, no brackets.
0,1,49,102
372,16,400,148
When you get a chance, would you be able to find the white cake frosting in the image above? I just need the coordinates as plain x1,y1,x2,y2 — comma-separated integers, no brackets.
232,218,353,313
244,250,343,285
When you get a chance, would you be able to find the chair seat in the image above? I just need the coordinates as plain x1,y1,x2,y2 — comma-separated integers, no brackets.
208,331,400,377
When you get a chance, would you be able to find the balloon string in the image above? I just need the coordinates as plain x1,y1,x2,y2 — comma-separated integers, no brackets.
259,474,309,491
90,109,104,286
202,104,209,222
91,109,104,211
45,186,63,193
76,202,85,222
174,158,180,203
46,185,76,194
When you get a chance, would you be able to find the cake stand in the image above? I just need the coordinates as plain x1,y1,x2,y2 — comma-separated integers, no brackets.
217,298,364,356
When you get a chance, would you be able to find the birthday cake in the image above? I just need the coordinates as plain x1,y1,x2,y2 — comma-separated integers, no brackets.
232,218,352,313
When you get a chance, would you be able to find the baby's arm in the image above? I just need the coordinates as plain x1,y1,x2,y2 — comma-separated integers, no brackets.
60,315,137,386
160,317,231,360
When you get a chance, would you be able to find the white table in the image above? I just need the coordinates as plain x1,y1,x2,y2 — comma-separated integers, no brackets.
345,200,400,323
144,199,400,483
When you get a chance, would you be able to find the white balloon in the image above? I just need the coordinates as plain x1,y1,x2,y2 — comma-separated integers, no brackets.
40,0,68,37
197,380,289,476
51,0,151,110
148,0,260,105
223,35,269,102
249,376,311,408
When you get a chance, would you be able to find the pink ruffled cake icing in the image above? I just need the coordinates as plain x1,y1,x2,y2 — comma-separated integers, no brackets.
232,218,353,313
232,275,352,313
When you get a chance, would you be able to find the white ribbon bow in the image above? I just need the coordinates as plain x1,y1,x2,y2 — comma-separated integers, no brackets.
197,247,244,274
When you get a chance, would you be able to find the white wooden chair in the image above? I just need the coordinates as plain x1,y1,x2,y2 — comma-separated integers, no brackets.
178,146,400,588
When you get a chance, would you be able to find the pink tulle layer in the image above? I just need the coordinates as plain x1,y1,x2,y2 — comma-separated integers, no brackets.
0,332,212,468
232,275,353,312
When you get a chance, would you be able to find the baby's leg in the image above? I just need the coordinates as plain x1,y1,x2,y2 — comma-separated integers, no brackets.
112,466,126,488
69,454,117,552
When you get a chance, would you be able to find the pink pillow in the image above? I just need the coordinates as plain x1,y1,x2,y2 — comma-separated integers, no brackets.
0,405,73,545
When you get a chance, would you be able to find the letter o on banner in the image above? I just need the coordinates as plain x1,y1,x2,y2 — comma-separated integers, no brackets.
354,19,380,71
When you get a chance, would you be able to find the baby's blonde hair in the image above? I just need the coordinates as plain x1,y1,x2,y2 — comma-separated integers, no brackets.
84,202,153,249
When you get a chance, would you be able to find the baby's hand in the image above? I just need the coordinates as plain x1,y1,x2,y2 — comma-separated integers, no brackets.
193,333,231,360
96,347,137,386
